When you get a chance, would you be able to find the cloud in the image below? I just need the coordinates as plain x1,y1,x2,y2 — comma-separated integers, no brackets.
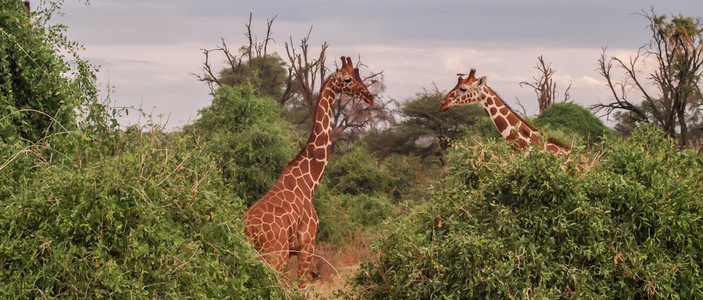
54,0,703,129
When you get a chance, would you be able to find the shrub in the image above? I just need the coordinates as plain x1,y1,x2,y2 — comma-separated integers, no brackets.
315,190,394,244
323,142,393,196
314,143,397,243
533,102,613,146
0,131,292,298
0,0,99,143
469,115,502,140
184,84,295,206
352,125,703,298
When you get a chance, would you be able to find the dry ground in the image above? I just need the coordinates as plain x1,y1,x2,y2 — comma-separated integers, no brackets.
282,235,376,299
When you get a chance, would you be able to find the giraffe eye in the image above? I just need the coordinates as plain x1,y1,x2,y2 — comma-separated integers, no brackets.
344,77,352,83
459,87,468,92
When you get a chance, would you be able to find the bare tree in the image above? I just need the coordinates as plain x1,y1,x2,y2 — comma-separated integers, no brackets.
593,8,703,148
193,13,289,102
332,63,395,143
284,27,328,117
284,33,394,144
520,55,571,114
195,15,394,144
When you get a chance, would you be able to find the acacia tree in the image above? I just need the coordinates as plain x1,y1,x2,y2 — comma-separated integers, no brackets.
365,88,484,166
284,28,328,116
593,9,703,148
519,55,571,114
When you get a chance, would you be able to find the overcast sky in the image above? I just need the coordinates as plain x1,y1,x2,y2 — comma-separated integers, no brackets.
54,0,703,129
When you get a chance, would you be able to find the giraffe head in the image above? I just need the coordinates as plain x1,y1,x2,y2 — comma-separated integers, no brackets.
331,56,374,105
439,68,487,113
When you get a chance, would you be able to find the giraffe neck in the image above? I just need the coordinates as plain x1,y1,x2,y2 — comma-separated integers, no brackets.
477,86,541,148
477,86,570,155
285,77,337,195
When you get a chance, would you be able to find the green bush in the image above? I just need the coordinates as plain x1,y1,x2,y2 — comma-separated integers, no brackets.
315,190,394,244
0,0,99,143
353,125,703,298
534,102,613,146
0,131,291,298
1,3,295,297
323,142,393,196
469,115,502,140
184,84,295,206
313,143,398,243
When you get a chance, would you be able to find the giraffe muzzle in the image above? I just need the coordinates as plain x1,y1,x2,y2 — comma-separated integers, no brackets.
439,102,450,113
361,91,374,105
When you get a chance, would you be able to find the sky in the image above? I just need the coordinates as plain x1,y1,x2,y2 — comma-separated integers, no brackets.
53,0,703,130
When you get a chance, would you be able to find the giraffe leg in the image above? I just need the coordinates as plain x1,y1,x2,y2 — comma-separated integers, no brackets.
295,239,317,288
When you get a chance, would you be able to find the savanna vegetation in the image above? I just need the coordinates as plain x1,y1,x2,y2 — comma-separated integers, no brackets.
1,1,702,299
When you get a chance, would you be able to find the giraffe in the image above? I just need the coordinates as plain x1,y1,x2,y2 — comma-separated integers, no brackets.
244,56,374,288
439,68,570,155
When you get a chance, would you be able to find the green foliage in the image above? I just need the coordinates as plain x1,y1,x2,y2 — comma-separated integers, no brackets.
380,153,433,202
0,5,295,295
314,143,399,243
0,130,291,298
0,0,100,143
534,102,613,146
470,115,502,140
323,142,393,196
353,125,703,298
218,54,289,102
184,84,295,206
315,189,394,244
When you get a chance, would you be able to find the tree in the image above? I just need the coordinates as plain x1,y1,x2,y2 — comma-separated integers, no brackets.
284,31,394,145
196,16,394,146
594,9,703,149
194,14,292,103
519,55,571,114
216,54,289,101
366,88,484,166
284,29,328,117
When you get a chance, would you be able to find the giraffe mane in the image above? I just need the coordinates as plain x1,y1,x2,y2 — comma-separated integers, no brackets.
485,87,538,132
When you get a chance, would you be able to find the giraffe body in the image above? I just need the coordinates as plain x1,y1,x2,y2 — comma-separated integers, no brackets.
245,56,373,287
440,69,570,155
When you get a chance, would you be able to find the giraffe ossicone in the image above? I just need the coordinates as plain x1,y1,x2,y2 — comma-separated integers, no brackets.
244,56,373,288
440,68,570,156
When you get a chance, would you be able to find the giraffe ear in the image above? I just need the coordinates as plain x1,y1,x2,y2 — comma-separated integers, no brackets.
477,76,487,87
